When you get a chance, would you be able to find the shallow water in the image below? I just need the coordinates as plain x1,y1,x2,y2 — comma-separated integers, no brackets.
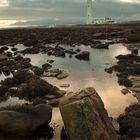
24,43,137,140
0,43,137,140
24,44,137,116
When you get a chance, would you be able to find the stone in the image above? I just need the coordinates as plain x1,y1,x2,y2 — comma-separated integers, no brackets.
56,71,69,80
105,68,113,74
8,87,18,95
47,60,54,64
43,69,61,77
1,46,9,51
0,104,52,136
118,103,140,138
75,51,90,61
11,47,18,52
2,66,10,76
60,84,70,88
131,49,139,56
91,43,109,49
60,87,117,140
42,63,52,70
121,88,131,95
33,67,44,76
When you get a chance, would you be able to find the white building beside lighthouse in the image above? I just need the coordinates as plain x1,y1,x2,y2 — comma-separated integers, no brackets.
87,0,93,24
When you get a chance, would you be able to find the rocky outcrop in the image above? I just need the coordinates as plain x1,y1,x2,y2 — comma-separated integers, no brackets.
0,104,52,136
118,103,140,139
43,69,69,80
59,87,117,140
17,78,66,100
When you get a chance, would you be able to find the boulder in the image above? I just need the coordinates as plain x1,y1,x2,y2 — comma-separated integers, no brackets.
17,78,65,100
2,66,10,76
0,104,52,136
13,70,34,84
105,68,113,74
53,46,66,57
33,67,44,76
6,51,12,58
131,49,139,56
56,71,69,80
11,47,18,52
1,46,9,51
47,60,54,64
42,63,52,70
60,87,117,140
118,103,140,138
43,69,62,77
14,55,24,62
75,51,90,61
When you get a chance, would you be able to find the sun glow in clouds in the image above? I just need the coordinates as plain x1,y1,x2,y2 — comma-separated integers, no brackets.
119,0,140,3
0,0,9,7
0,20,27,28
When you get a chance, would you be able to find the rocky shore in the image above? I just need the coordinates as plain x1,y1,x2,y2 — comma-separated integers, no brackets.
0,24,140,140
104,26,140,139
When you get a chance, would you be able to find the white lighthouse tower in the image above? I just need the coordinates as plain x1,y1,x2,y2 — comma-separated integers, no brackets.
87,0,93,24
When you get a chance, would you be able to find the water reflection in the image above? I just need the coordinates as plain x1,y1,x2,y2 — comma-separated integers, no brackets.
51,108,63,140
24,44,137,117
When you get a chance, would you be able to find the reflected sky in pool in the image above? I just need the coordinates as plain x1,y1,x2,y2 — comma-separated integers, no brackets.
24,43,137,117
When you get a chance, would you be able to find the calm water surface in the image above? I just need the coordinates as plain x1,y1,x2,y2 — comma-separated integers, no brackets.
25,43,137,140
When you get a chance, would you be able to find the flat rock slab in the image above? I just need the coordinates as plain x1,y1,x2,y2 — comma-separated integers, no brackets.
59,87,117,140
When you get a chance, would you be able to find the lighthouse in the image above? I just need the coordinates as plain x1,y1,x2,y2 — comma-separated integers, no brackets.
87,0,93,24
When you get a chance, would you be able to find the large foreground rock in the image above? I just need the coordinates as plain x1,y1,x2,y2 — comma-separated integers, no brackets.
59,87,117,140
0,104,52,136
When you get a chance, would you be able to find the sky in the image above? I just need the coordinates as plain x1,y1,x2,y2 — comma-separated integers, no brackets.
0,0,140,28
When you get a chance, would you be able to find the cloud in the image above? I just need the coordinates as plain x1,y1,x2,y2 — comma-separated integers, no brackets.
0,0,140,27
0,0,9,7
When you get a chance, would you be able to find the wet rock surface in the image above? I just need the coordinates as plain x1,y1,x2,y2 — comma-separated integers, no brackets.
105,54,140,88
75,51,90,61
118,104,140,139
60,87,117,140
0,70,66,101
43,69,69,80
0,104,53,138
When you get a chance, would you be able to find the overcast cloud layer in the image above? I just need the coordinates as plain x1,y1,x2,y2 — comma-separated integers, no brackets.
0,0,140,27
